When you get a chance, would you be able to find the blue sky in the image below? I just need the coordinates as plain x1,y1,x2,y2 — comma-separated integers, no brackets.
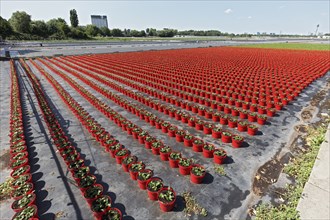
1,1,329,35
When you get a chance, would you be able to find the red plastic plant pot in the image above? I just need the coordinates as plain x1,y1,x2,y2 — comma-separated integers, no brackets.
221,131,232,143
220,116,228,125
267,108,276,117
11,193,36,212
247,125,258,136
128,162,145,180
175,130,185,142
237,121,248,132
239,111,248,119
137,169,154,190
212,113,220,122
228,118,238,128
213,149,227,164
158,187,176,212
203,124,212,134
168,152,182,168
202,144,215,158
121,156,138,172
178,158,193,175
101,207,122,220
83,184,104,206
167,126,177,137
11,174,32,189
212,126,222,139
109,144,123,158
10,158,29,170
183,134,193,147
159,146,172,161
257,115,267,125
115,148,130,164
12,205,38,220
161,123,170,133
91,195,112,219
190,165,206,184
248,113,257,122
192,139,204,152
146,177,164,201
232,135,244,148
188,118,196,127
151,141,163,155
195,121,204,131
11,182,34,200
144,136,155,149
78,174,97,193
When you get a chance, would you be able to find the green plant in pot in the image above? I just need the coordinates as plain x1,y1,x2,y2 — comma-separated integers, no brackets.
12,205,36,220
137,170,153,181
10,158,27,169
169,152,181,160
191,166,206,176
84,184,103,200
12,152,27,161
11,166,29,178
179,158,192,167
115,149,128,157
91,195,111,213
102,208,121,220
214,149,227,157
12,193,35,210
152,141,163,149
73,166,90,179
129,163,144,173
203,144,215,151
109,143,122,152
147,179,163,192
160,145,171,153
122,156,137,166
158,187,175,203
12,174,30,188
69,159,84,170
12,183,33,198
79,175,96,189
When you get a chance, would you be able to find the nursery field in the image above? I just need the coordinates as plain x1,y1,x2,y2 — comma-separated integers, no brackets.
238,42,330,51
1,47,329,220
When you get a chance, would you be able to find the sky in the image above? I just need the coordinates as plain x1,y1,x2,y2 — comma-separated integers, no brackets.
1,0,329,35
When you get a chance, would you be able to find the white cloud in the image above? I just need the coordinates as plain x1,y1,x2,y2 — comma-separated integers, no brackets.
224,8,233,14
248,16,252,19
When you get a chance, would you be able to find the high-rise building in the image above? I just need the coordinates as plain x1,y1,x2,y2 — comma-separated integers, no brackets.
91,15,108,28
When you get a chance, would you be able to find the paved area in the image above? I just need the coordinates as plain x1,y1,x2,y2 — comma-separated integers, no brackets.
297,124,330,220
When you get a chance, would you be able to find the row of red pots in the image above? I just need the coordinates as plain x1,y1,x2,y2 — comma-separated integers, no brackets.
32,58,176,213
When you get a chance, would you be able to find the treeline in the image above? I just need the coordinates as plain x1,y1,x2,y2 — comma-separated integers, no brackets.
1,10,305,41
0,10,183,40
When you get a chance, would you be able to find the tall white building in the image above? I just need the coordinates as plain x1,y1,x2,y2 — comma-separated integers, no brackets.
91,15,108,28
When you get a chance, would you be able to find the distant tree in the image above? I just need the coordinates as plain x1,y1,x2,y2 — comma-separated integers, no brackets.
68,27,89,39
85,24,101,37
148,28,157,36
100,26,111,37
158,28,177,37
47,18,70,39
112,28,123,37
9,11,31,33
70,9,79,27
0,16,13,39
31,20,49,38
130,29,140,37
146,28,150,36
140,30,146,37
